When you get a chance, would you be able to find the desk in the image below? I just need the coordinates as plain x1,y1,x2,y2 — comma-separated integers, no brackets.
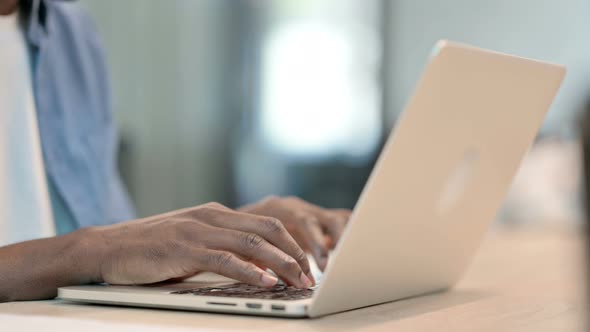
0,226,586,331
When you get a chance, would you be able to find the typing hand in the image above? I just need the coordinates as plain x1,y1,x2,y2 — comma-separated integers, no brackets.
239,196,351,271
89,202,314,289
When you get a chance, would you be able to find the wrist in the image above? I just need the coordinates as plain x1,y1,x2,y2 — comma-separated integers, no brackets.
63,226,106,284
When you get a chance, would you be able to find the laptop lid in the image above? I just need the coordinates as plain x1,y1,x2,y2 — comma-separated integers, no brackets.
308,40,565,317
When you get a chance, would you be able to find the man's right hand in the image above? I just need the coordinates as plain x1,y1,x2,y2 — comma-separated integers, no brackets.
85,202,314,289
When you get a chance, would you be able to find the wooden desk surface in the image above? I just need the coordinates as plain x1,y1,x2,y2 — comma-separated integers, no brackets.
0,225,586,331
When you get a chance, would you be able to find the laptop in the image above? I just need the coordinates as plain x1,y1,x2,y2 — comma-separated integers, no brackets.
59,40,566,318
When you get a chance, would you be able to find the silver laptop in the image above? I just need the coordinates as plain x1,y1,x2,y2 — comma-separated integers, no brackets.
59,41,565,318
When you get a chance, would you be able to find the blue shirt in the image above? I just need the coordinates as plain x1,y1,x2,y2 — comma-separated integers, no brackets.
22,0,135,230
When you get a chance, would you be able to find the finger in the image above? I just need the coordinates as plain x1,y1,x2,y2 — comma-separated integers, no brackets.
285,197,349,248
196,249,279,288
330,208,352,220
197,209,313,283
296,214,329,271
325,209,351,247
203,227,312,288
218,251,269,273
321,214,347,249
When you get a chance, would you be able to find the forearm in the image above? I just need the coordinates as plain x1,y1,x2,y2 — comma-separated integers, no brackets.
0,228,100,302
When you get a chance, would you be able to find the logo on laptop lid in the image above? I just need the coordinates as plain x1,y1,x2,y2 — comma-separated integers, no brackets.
436,149,480,215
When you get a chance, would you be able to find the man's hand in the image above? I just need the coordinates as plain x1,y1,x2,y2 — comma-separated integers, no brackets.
0,202,314,302
239,196,351,270
91,202,314,288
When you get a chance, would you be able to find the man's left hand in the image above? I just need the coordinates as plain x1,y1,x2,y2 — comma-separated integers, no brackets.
239,196,351,271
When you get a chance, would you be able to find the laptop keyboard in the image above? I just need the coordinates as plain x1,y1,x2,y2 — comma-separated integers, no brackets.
170,283,316,301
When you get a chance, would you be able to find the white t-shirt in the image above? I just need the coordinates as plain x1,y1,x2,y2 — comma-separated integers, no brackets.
0,12,55,246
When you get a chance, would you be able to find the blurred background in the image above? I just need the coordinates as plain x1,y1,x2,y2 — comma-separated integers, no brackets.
80,0,590,225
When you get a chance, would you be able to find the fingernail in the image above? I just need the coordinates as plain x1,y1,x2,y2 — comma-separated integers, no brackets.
299,272,312,288
307,272,316,286
261,273,278,287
